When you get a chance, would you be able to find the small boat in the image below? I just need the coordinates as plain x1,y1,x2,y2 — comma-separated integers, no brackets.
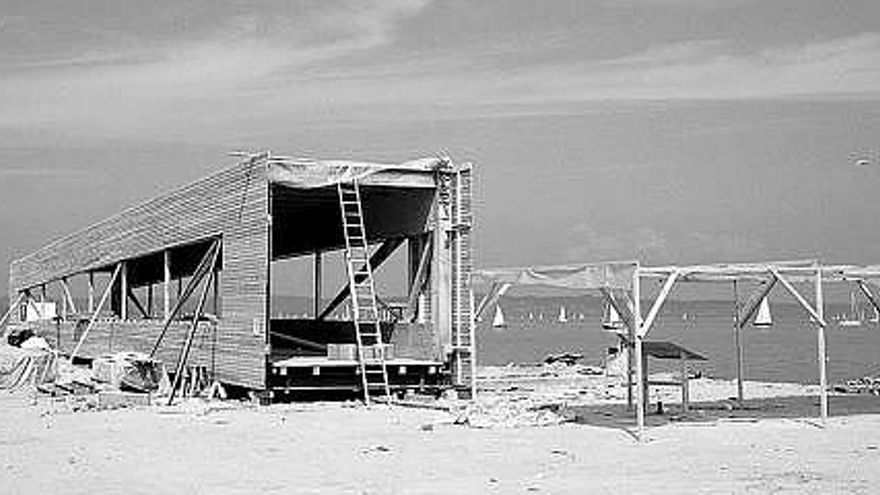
527,311,534,320
602,302,625,331
492,305,506,329
838,291,863,328
753,297,772,328
557,306,568,323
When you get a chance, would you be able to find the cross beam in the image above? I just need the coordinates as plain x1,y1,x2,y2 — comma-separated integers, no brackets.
71,263,123,360
317,237,403,321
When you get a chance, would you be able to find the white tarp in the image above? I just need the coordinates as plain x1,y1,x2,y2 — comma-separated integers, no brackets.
268,157,443,189
473,261,637,291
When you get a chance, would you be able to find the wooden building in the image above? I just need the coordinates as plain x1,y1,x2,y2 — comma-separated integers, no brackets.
6,153,475,397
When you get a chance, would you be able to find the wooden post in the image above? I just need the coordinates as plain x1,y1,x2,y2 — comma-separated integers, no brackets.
733,280,744,406
164,250,171,320
88,272,95,313
61,280,67,320
40,285,46,302
71,263,122,360
680,356,689,413
120,261,128,320
633,267,645,439
816,264,828,424
314,251,322,319
147,284,153,318
213,269,220,317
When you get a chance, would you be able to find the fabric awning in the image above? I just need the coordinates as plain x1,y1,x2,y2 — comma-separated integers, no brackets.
473,261,638,291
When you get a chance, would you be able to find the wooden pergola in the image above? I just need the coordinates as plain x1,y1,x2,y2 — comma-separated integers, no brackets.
639,260,880,434
473,259,880,441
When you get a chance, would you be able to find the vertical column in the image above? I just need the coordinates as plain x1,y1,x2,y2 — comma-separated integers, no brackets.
88,272,95,313
61,279,68,320
147,284,153,318
314,251,322,319
816,264,828,423
680,356,689,413
213,268,220,317
633,266,645,438
164,250,171,320
733,280,744,406
120,261,128,320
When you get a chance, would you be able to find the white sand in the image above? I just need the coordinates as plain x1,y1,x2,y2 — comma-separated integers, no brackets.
1,368,877,494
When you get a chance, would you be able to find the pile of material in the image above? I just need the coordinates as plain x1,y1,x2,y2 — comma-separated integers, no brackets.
834,375,880,395
92,352,167,393
451,396,571,428
0,344,58,392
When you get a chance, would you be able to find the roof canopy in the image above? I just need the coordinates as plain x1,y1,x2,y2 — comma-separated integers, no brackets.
473,261,638,291
268,157,442,189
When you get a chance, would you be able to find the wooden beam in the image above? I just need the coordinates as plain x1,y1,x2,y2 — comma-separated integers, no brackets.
61,277,77,315
150,239,220,358
164,250,171,320
639,270,679,338
1,292,25,338
599,287,635,338
733,280,744,405
120,262,128,320
856,280,880,317
126,286,149,319
147,284,153,318
167,243,220,405
405,236,432,322
632,268,645,439
815,264,828,424
769,267,826,326
314,251,322,319
71,263,122,360
737,278,777,328
317,237,404,321
88,272,95,313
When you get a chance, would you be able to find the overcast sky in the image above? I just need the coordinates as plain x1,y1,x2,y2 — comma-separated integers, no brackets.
1,0,879,296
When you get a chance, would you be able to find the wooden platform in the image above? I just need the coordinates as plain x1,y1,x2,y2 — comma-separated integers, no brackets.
269,356,446,393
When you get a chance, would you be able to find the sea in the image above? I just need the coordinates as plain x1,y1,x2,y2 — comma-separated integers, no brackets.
478,296,880,385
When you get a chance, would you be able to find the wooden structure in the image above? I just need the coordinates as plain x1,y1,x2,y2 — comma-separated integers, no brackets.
640,340,707,413
476,259,880,440
6,153,475,398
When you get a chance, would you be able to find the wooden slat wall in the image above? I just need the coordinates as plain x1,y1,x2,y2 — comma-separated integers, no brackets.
8,159,269,389
451,165,475,387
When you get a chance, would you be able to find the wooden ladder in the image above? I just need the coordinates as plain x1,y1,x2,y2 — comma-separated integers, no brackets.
337,180,392,405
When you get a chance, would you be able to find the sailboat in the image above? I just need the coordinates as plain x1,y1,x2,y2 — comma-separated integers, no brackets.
838,291,863,328
602,302,624,331
557,306,568,323
753,297,773,328
870,305,879,324
492,305,507,329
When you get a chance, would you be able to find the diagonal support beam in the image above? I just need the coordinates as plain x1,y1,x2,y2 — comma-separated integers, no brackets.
150,239,221,357
318,237,404,321
60,278,77,315
405,236,433,322
640,270,679,338
71,263,123,360
769,267,826,327
856,280,880,317
167,243,220,405
474,282,511,321
599,287,635,339
1,292,25,338
126,287,150,319
737,278,778,328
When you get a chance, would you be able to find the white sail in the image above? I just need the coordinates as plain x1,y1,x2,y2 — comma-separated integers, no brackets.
602,302,624,331
492,306,506,328
754,297,772,327
558,306,567,323
839,291,863,327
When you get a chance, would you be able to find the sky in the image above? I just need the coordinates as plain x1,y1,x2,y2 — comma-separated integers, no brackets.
1,0,880,298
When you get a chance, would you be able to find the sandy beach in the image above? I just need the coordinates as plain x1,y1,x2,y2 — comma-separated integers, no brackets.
2,365,880,495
